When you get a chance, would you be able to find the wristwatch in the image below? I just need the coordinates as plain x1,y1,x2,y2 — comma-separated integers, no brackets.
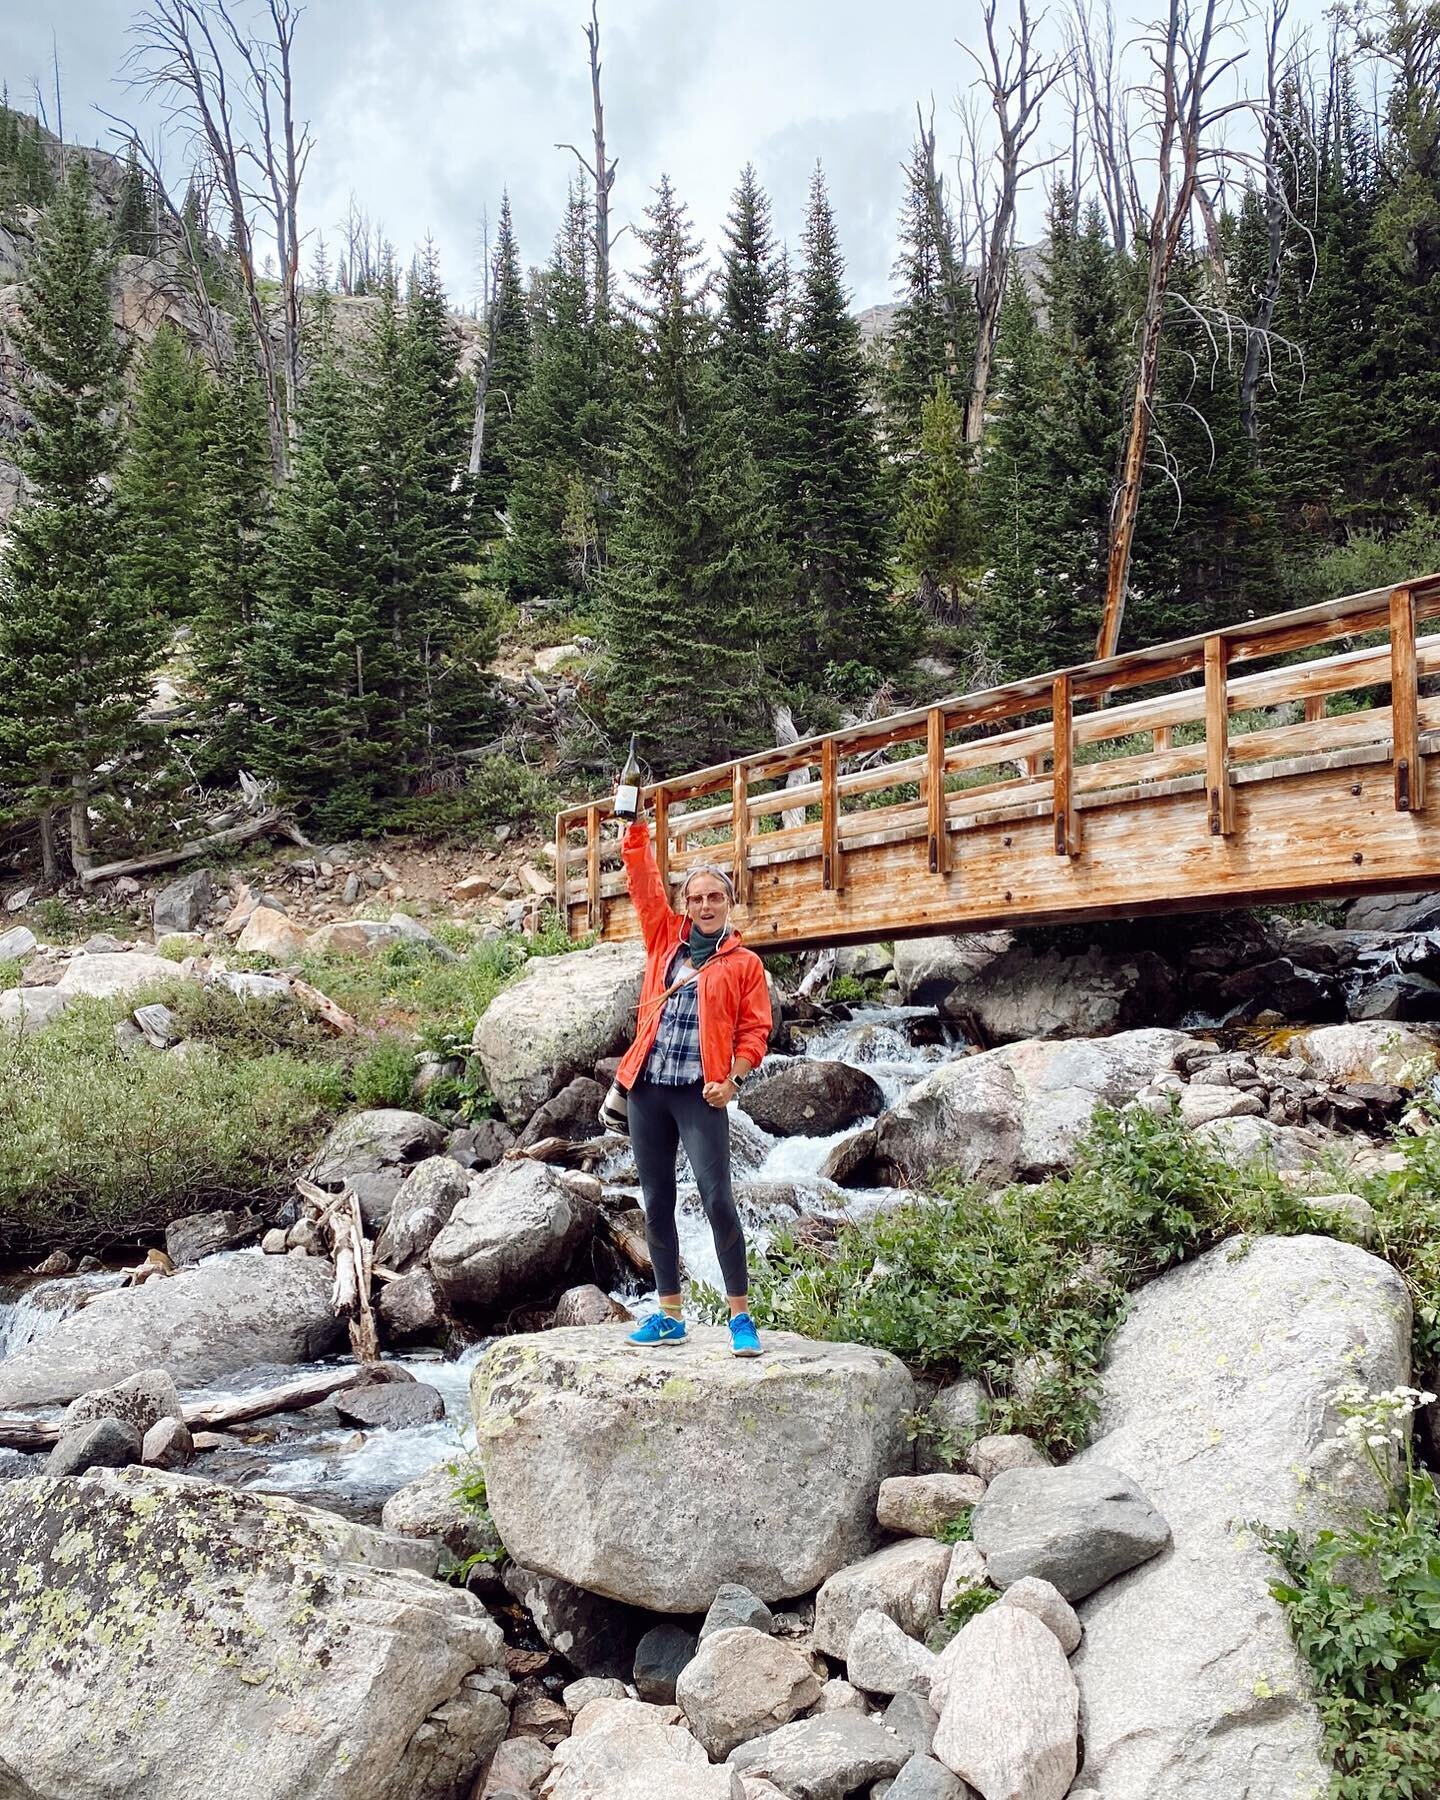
730,1071,749,1088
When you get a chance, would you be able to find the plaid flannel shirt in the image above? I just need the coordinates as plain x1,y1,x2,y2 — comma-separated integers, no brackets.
643,944,705,1085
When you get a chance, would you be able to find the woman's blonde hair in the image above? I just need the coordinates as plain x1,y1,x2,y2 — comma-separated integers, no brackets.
677,863,735,902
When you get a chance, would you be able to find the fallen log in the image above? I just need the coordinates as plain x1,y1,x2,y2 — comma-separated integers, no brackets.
603,1209,654,1283
0,1365,373,1451
76,810,308,889
289,978,359,1036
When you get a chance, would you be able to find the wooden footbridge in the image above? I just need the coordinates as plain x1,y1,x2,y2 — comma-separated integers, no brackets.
554,579,1440,952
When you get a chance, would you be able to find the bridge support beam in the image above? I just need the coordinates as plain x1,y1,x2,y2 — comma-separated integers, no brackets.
927,707,951,875
1391,584,1426,813
1205,636,1235,837
1052,675,1079,857
822,737,844,892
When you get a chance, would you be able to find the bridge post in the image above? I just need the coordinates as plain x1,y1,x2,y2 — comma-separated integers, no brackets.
554,811,569,926
731,765,751,906
927,707,951,875
585,805,602,933
822,737,844,891
653,788,671,887
1052,674,1079,857
1205,637,1235,837
1390,584,1426,812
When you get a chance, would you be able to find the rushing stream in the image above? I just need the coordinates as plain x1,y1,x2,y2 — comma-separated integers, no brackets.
0,1002,961,1521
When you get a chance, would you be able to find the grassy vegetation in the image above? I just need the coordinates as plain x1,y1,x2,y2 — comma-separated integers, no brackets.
710,1104,1440,1459
0,916,594,1253
0,995,344,1251
0,957,20,992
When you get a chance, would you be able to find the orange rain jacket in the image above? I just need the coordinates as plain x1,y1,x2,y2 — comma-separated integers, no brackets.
614,821,772,1092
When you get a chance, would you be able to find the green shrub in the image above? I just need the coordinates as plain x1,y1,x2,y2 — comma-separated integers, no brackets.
379,756,562,839
1261,1385,1440,1800
927,1581,997,1651
0,998,344,1252
0,957,19,992
349,1034,422,1110
723,1104,1325,1454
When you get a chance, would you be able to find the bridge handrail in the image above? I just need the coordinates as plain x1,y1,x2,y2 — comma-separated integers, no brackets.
554,575,1440,930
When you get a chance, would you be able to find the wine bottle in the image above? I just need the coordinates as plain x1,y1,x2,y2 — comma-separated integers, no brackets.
614,733,642,821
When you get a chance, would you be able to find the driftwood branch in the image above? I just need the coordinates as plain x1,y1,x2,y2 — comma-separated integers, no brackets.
76,810,304,888
0,1366,371,1451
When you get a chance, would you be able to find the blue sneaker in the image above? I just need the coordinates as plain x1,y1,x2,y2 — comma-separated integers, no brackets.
729,1312,762,1357
627,1312,687,1347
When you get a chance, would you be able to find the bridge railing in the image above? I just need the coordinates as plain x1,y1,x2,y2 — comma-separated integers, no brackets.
554,576,1440,936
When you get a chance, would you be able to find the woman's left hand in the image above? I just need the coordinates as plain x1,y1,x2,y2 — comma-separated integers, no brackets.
702,1077,737,1108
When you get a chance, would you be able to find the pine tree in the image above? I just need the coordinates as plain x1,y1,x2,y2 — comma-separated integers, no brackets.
1365,0,1440,521
777,166,899,685
360,243,484,779
191,344,273,780
114,144,150,255
1037,193,1127,657
473,192,532,541
251,345,394,832
0,99,54,222
0,159,159,877
977,269,1056,678
879,134,976,454
717,164,783,429
899,376,978,617
500,183,622,599
602,176,779,764
116,323,209,620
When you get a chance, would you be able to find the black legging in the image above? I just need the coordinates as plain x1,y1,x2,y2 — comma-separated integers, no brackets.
628,1077,749,1298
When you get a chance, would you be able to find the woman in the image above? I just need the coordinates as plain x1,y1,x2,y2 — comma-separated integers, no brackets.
613,807,772,1355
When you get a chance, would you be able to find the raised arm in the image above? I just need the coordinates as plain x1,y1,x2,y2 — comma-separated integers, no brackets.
621,820,679,950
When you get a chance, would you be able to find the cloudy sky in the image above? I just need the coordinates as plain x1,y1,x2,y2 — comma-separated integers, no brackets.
12,0,1342,311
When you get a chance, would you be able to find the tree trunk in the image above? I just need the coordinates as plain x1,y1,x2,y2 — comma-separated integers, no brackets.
37,810,61,887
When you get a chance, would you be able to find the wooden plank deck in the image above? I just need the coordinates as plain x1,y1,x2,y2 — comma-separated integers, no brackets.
554,577,1440,952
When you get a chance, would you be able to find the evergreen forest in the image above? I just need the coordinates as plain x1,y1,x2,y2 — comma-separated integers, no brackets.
2,0,1439,878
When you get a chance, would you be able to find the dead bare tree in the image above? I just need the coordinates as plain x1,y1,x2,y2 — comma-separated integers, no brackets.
126,0,311,477
1095,0,1249,661
915,99,969,380
957,0,1071,446
556,0,619,311
219,0,311,453
1237,0,1306,444
1066,0,1142,253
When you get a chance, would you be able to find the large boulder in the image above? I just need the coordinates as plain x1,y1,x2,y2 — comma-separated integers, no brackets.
0,1467,511,1800
375,1155,472,1269
309,1107,448,1186
1288,1020,1439,1088
152,868,214,936
1346,889,1440,932
473,1326,914,1611
0,1255,345,1410
727,1713,910,1798
970,1464,1170,1601
1071,1235,1409,1799
59,1368,183,1441
428,1161,595,1313
893,933,1011,1006
676,1625,823,1759
547,1697,741,1800
941,937,1177,1043
471,941,645,1124
930,1604,1077,1800
55,951,192,1002
858,1030,1188,1188
738,1061,884,1137
0,986,69,1034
